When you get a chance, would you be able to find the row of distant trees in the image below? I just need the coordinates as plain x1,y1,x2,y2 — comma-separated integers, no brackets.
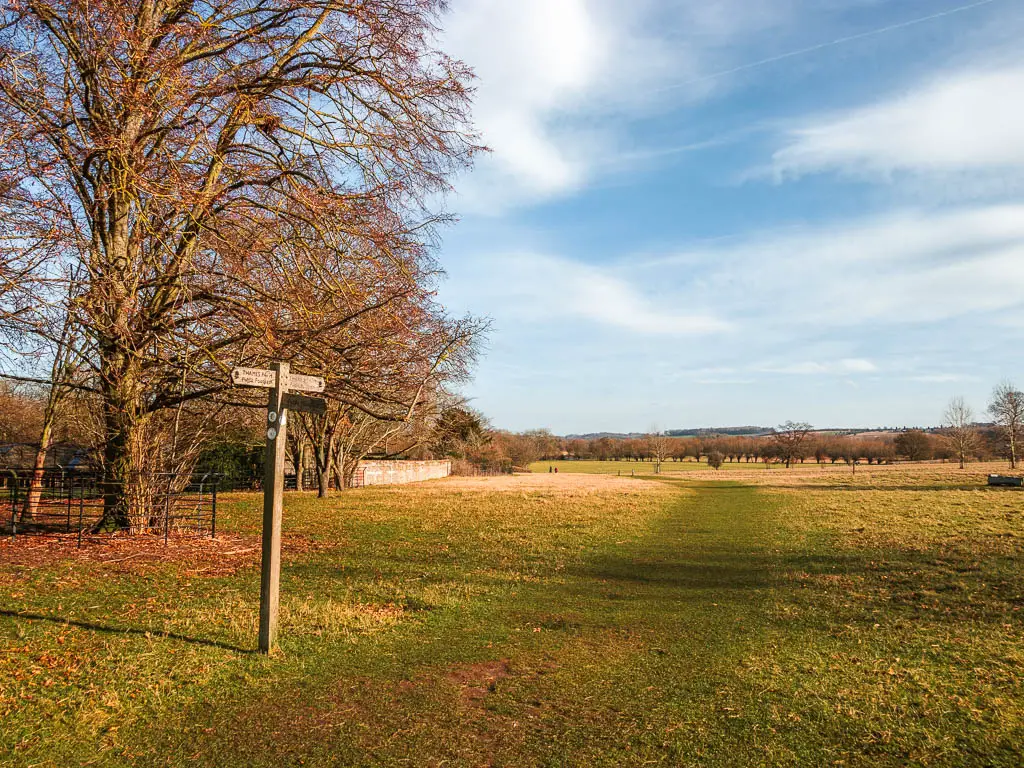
533,430,927,467
10,382,1012,488
434,382,1023,473
480,425,1011,471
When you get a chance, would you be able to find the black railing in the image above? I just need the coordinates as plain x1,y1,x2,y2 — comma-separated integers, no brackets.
3,469,218,545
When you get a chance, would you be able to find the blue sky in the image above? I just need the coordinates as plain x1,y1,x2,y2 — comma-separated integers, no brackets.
435,0,1024,434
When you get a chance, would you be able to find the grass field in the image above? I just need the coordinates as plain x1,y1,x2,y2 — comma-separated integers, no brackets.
1,464,1022,766
530,459,757,474
529,458,1008,480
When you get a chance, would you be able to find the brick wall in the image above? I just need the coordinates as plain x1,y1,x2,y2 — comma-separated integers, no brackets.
355,459,451,488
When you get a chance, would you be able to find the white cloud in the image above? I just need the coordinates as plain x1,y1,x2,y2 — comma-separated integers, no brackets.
445,251,730,336
447,203,1024,353
909,373,982,383
443,0,793,212
563,265,730,335
770,63,1024,182
648,204,1024,329
443,0,608,203
760,359,878,375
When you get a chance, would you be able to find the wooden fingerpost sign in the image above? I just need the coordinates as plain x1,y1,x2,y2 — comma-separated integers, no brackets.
230,363,326,653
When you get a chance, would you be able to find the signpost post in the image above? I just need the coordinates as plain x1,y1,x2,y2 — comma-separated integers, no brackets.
230,362,326,654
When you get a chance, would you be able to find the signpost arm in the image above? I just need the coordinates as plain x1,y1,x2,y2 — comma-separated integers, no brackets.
259,361,289,653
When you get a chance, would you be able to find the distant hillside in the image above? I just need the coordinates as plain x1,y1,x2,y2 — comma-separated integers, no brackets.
563,425,956,440
665,426,771,438
566,427,771,439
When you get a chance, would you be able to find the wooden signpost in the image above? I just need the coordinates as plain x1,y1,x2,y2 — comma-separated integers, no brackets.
231,362,326,653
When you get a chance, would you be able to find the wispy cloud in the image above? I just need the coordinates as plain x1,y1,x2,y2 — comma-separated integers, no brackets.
443,0,794,212
560,263,731,335
908,373,983,383
447,202,1024,367
769,62,1024,185
445,251,730,336
647,204,1024,328
759,359,878,375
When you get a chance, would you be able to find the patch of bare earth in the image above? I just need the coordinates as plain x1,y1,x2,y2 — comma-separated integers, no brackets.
435,473,656,493
445,659,513,705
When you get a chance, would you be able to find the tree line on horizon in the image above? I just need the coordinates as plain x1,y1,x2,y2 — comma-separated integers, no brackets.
432,383,1024,474
4,380,1020,488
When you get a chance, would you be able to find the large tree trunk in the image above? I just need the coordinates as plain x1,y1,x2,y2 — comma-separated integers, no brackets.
99,348,146,530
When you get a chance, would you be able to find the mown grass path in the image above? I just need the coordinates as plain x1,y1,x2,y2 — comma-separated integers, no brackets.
3,477,1022,766
137,479,784,767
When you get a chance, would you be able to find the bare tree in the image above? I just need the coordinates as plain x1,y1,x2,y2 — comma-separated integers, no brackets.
771,422,813,469
0,1,481,525
298,306,483,497
18,270,91,521
648,427,669,474
22,329,79,521
0,382,44,444
944,396,978,470
988,382,1023,470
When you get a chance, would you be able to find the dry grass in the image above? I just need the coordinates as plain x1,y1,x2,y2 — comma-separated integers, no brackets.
1,465,1022,767
770,486,1023,552
657,459,1014,488
182,593,406,643
431,472,658,493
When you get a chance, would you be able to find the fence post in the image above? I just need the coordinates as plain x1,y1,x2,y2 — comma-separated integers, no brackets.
8,471,16,541
66,474,73,532
211,480,218,540
197,473,211,535
164,474,172,545
77,481,84,548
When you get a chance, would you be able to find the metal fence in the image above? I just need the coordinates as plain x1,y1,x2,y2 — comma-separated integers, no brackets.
2,469,219,545
283,468,319,491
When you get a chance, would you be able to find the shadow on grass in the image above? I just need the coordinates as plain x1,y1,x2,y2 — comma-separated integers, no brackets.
564,482,774,612
577,555,773,592
0,609,256,654
572,479,1022,633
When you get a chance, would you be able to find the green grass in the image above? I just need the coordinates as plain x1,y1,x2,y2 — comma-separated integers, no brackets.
1,473,1022,766
530,459,761,473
